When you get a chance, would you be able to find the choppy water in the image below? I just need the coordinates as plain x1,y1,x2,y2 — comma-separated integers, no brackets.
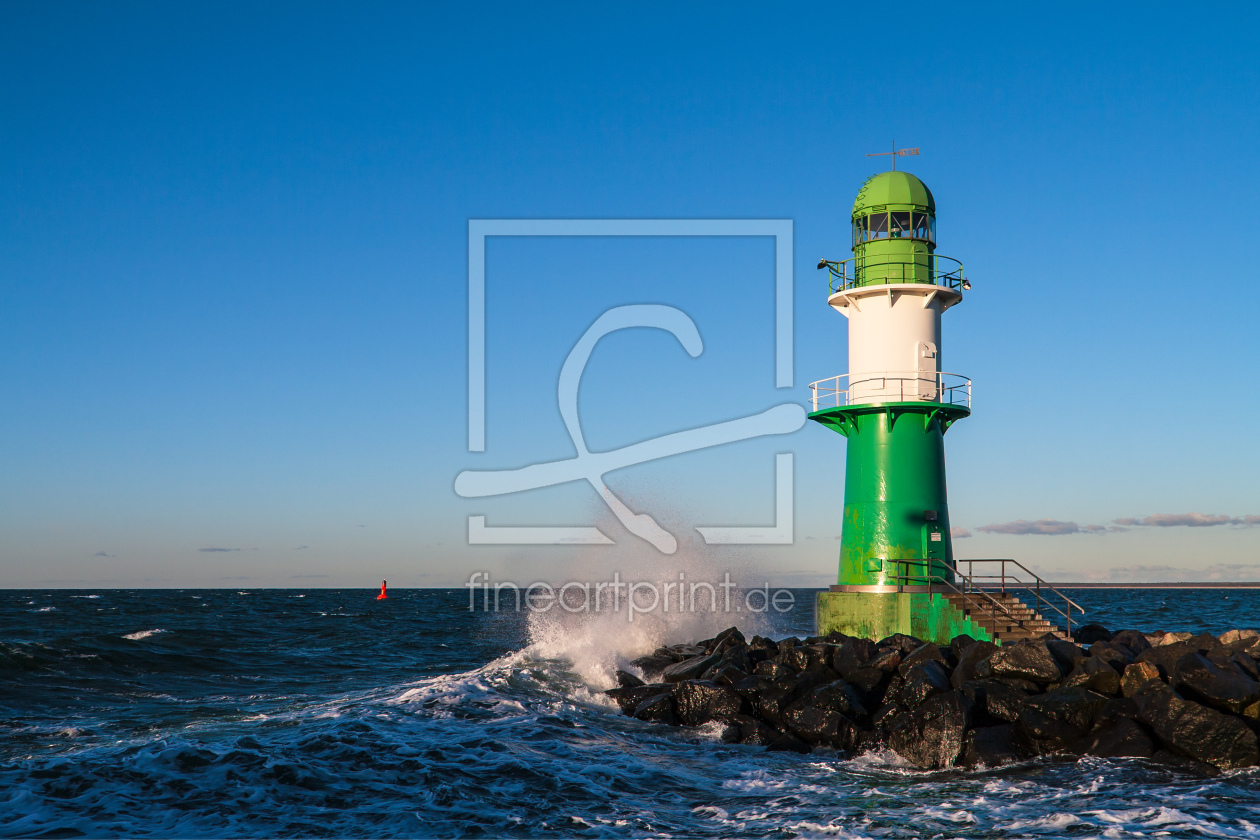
2,587,1259,838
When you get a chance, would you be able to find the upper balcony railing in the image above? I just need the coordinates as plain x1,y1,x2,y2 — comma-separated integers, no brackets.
809,371,972,411
819,254,968,295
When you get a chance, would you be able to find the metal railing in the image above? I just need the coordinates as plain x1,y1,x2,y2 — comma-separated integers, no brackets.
819,254,967,295
809,371,971,411
885,558,1085,639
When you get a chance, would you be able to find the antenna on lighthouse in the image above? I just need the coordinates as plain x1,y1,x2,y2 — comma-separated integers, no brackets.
866,141,920,171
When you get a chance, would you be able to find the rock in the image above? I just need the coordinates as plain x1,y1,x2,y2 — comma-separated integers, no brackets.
1170,652,1260,715
1151,749,1222,776
1219,629,1260,646
894,660,952,708
1233,652,1260,681
766,732,812,753
1063,656,1121,696
949,634,978,660
755,686,796,727
832,637,878,677
629,654,676,680
961,724,1019,767
784,704,847,746
662,653,722,683
845,666,891,706
1134,682,1260,770
867,648,903,673
699,627,746,653
616,669,645,688
1045,639,1087,673
994,676,1043,693
1110,630,1153,656
1072,623,1114,645
754,660,795,683
632,693,677,724
704,665,750,686
605,683,674,715
1089,644,1134,670
1073,717,1156,758
960,679,1029,723
1120,661,1163,698
951,640,999,688
898,643,949,677
1157,631,1194,646
806,680,868,718
674,680,743,726
886,690,971,769
975,639,1062,684
777,637,802,653
878,634,927,656
749,635,778,651
733,714,777,746
1013,686,1110,755
1137,636,1226,680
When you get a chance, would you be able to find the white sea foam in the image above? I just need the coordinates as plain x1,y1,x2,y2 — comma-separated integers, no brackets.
122,629,167,641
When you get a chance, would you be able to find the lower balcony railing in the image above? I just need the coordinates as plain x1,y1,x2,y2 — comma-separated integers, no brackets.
809,371,971,411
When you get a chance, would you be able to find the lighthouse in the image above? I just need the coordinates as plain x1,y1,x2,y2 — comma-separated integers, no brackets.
811,166,983,644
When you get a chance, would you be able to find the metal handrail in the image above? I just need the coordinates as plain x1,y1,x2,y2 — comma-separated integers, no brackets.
809,371,971,411
887,558,1085,639
819,254,966,295
958,559,1086,637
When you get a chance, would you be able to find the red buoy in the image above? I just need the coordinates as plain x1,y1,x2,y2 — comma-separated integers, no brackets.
376,580,388,600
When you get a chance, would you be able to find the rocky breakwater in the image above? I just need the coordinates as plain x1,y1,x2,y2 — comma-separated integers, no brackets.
604,625,1260,773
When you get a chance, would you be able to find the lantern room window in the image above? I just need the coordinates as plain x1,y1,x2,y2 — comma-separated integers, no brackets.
890,212,912,237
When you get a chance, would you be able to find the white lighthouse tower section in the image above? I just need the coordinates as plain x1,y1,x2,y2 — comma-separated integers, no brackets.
828,283,962,404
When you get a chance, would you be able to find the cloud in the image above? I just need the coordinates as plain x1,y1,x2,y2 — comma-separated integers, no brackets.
1116,513,1239,528
978,519,1081,536
294,545,310,550
93,551,115,557
291,574,329,578
198,547,241,552
1239,515,1260,526
950,527,972,539
1081,524,1108,532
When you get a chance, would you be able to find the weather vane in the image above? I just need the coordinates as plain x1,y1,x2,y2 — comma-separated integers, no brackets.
866,140,920,171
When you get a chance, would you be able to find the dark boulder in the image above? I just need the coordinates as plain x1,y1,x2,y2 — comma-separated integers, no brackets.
898,643,949,677
894,660,952,708
1073,623,1114,645
1089,644,1134,671
1045,639,1087,673
616,669,645,688
755,685,796,728
832,637,878,677
629,654,676,680
886,690,971,769
961,724,1019,768
949,634,978,660
1013,686,1110,755
783,705,847,746
975,639,1062,684
1120,661,1163,698
878,633,927,656
1110,630,1153,656
1134,682,1260,770
951,640,999,688
662,653,721,683
766,731,812,753
699,626,745,653
1170,652,1260,715
805,679,869,718
605,683,674,715
867,648,903,673
1136,634,1226,678
754,660,795,683
777,636,802,653
959,679,1028,723
1073,717,1156,758
1063,655,1121,696
632,693,677,724
704,664,751,686
674,680,743,726
845,666,892,707
733,714,778,746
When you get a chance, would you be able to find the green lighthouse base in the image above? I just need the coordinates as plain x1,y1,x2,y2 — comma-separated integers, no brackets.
816,589,994,646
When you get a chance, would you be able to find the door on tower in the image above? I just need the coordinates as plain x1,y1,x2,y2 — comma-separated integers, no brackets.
914,340,938,401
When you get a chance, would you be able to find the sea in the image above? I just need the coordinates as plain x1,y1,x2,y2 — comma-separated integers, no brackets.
3,587,1259,839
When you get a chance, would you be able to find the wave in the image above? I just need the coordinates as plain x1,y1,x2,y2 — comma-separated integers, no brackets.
121,629,167,641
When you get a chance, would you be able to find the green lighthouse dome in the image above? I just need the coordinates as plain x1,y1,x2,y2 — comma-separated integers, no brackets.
852,170,935,217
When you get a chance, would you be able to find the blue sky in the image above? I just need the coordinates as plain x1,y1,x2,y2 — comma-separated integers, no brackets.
2,2,1258,587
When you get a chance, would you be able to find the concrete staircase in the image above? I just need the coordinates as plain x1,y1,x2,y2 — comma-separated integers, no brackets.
944,591,1072,643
